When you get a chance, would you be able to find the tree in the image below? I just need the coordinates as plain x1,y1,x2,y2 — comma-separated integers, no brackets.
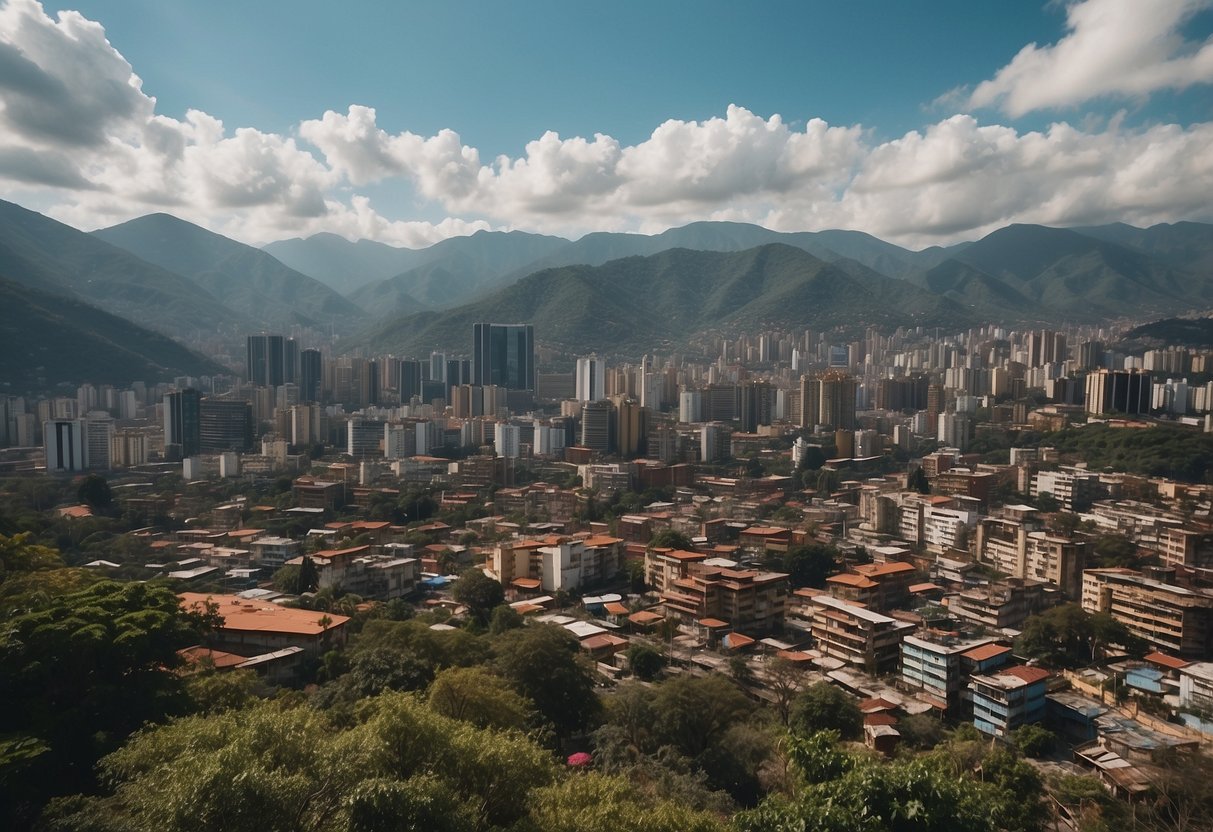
649,529,694,551
488,603,523,635
494,624,600,737
0,581,218,826
184,668,263,714
524,773,727,832
272,563,302,594
651,674,751,759
625,643,665,681
763,657,807,726
297,555,319,594
789,682,862,740
76,474,112,509
779,544,837,589
908,466,931,494
1019,603,1144,668
1010,724,1055,758
427,666,532,730
451,568,505,627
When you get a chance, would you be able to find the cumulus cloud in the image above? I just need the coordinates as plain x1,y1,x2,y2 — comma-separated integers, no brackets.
1,0,1212,251
969,0,1213,116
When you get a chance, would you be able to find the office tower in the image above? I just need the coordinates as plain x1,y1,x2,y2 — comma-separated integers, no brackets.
799,375,821,430
926,383,945,429
84,412,114,471
300,349,322,402
347,418,384,458
494,422,521,458
1085,369,1151,416
576,355,606,402
284,338,298,384
613,396,645,458
44,419,85,472
430,352,447,384
740,380,774,433
199,399,253,453
247,334,284,387
445,358,466,397
580,400,612,454
399,359,423,403
818,372,857,430
679,388,701,423
472,323,535,390
164,388,202,458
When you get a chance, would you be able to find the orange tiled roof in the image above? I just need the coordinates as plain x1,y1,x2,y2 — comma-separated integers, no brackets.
1144,651,1191,670
1000,665,1050,685
180,593,349,636
963,643,1012,662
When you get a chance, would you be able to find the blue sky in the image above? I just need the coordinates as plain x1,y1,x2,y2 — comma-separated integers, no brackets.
5,0,1213,247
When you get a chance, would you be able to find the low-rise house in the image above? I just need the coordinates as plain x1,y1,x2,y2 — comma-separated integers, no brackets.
180,592,350,655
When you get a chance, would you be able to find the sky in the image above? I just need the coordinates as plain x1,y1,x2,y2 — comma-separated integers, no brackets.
1,0,1211,249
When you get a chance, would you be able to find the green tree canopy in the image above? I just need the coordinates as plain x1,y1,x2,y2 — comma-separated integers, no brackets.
0,580,218,826
451,567,505,627
789,682,862,740
427,666,532,731
493,624,599,738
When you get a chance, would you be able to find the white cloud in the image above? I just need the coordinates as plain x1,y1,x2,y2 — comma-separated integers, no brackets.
969,0,1213,116
1,0,1212,253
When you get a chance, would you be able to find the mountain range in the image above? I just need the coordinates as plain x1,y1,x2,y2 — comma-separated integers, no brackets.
0,196,1210,383
353,244,975,356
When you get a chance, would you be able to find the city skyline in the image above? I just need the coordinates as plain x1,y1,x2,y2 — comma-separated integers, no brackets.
0,0,1209,249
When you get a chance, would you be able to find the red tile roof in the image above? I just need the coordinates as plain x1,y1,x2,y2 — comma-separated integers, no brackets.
1000,665,1050,685
963,643,1012,662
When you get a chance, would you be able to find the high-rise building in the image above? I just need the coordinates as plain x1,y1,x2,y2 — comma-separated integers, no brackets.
580,400,612,454
299,349,322,402
740,380,774,433
246,335,297,387
399,359,423,404
613,396,645,458
199,399,253,454
798,375,821,430
44,418,85,472
576,355,606,402
818,372,857,430
163,388,202,459
472,323,535,390
1084,369,1151,416
84,412,114,471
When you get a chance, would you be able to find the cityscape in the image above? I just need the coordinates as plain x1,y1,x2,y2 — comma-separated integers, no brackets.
3,1,1213,831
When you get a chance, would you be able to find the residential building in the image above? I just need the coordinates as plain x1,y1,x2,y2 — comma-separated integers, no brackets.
575,355,606,402
1081,568,1213,658
796,592,914,673
901,634,1009,712
660,564,789,633
949,579,1051,630
1085,369,1151,416
826,561,917,611
179,592,349,655
1031,468,1101,512
970,665,1050,737
44,418,85,472
164,388,202,458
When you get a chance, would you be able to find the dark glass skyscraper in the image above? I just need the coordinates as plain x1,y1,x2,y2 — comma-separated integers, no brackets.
300,348,322,402
246,334,296,387
472,323,534,391
163,388,202,458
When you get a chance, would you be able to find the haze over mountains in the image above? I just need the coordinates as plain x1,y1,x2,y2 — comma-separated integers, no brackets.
0,195,1210,391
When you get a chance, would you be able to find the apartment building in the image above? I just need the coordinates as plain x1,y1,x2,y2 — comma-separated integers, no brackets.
901,634,1010,712
948,579,1051,630
1158,527,1213,570
825,560,917,611
970,665,1050,737
660,564,789,633
1081,568,1213,658
795,592,914,673
1031,468,1101,512
976,514,1086,597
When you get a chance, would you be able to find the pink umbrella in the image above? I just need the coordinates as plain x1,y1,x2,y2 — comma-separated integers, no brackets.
566,752,592,767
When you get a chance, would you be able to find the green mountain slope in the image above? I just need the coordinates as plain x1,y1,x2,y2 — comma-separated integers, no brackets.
1071,221,1213,275
262,232,430,294
0,199,241,337
0,275,224,393
348,230,571,310
354,243,973,356
917,224,1208,322
94,214,364,331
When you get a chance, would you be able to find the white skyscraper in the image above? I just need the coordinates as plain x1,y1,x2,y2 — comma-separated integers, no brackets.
575,355,606,402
